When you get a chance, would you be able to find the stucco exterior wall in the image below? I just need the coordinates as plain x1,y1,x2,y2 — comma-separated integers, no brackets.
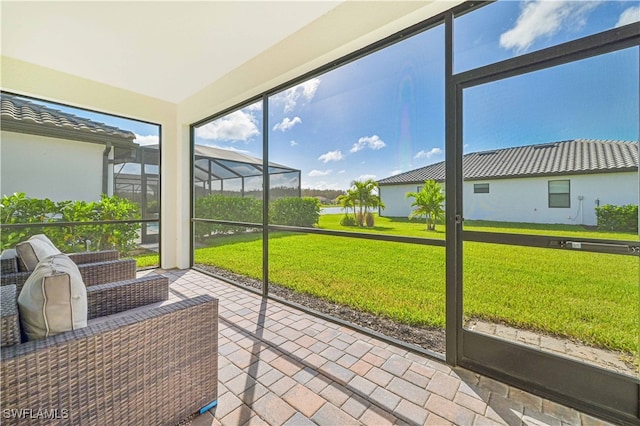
1,131,112,202
380,172,638,226
379,183,425,218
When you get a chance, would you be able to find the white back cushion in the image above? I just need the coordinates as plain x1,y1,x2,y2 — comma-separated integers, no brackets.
17,254,87,341
15,234,61,271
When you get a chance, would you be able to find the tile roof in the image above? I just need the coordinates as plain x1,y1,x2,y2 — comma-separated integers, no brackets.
1,93,136,144
378,139,639,185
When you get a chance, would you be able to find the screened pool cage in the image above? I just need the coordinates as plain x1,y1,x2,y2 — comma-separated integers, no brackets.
113,145,160,244
193,145,301,200
112,144,300,243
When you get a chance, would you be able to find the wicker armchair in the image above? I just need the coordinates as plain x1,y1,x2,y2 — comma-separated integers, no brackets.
1,274,219,425
1,250,137,292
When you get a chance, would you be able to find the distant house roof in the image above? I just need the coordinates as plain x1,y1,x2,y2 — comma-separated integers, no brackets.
1,93,136,147
378,139,639,185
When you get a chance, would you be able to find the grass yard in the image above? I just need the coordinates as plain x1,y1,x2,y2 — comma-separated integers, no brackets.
320,214,637,241
195,215,638,354
134,253,160,269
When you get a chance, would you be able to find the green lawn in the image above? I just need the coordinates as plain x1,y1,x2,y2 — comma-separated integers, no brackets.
195,215,638,354
320,214,637,241
134,253,160,269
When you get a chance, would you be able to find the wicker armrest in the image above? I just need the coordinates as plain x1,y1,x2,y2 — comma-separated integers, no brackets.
78,258,137,286
0,271,31,291
1,256,18,275
1,259,137,292
0,285,20,347
87,275,169,319
67,250,120,264
1,295,218,426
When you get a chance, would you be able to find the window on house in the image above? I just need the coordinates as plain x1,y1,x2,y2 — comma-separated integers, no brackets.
474,183,489,193
417,186,423,192
548,179,570,208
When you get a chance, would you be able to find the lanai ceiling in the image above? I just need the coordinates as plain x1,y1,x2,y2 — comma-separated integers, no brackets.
1,1,343,103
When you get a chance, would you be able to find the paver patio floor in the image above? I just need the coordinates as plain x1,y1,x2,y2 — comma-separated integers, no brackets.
142,269,613,426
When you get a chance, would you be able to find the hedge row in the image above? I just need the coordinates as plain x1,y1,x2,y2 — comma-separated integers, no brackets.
595,204,638,233
194,194,320,240
1,193,141,254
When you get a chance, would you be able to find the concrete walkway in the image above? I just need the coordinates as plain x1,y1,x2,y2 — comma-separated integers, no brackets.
142,269,614,426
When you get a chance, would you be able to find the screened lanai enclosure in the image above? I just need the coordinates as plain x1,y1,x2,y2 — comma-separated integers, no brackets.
193,145,301,199
113,145,160,244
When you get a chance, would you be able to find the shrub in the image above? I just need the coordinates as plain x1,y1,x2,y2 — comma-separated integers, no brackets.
1,193,141,254
595,204,638,233
339,215,357,226
194,194,262,240
194,195,320,240
270,197,320,227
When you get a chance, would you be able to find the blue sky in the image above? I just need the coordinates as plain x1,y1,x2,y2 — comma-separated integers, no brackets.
195,0,639,191
24,1,640,192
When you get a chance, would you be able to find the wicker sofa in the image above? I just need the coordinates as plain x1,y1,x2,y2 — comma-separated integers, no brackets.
0,250,219,425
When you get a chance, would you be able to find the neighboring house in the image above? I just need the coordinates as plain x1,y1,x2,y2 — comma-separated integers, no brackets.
378,139,639,226
1,93,137,202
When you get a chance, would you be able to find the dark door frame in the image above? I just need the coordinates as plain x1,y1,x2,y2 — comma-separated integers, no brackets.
445,20,640,424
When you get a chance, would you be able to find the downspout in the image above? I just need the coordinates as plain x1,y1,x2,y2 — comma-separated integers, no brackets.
102,142,112,195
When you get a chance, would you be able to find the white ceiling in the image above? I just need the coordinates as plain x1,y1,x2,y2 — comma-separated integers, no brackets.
1,1,343,103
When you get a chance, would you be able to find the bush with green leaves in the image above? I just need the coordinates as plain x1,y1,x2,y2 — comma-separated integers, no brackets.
270,197,320,227
194,194,320,240
595,204,638,233
339,215,357,226
1,193,141,254
194,194,262,240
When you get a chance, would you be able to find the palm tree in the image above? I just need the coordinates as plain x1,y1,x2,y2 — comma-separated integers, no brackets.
336,192,356,220
405,180,445,231
350,179,385,226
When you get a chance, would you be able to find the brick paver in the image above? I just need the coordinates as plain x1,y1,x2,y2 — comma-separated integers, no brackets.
468,319,635,376
150,269,616,426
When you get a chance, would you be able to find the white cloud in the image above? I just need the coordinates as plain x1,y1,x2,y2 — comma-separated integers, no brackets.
350,135,386,153
338,170,346,174
196,110,259,142
499,1,600,53
272,78,321,113
134,134,159,146
308,169,332,177
270,173,298,188
290,140,298,147
273,116,302,132
616,6,640,27
391,169,402,176
318,150,344,163
357,174,377,181
305,181,342,190
245,101,262,111
414,147,443,159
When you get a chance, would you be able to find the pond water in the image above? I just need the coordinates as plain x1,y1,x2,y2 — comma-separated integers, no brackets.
320,207,346,215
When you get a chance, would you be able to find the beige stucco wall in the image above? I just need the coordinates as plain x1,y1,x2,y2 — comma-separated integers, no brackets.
1,131,109,202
